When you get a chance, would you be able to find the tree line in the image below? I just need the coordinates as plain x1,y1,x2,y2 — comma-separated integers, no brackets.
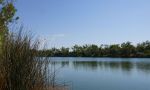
39,41,150,58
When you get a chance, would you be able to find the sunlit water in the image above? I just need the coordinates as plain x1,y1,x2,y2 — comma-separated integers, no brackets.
49,57,150,90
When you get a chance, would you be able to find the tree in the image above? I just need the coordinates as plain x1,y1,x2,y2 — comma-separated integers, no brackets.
120,42,136,57
60,47,69,56
137,41,150,57
0,0,18,30
109,44,121,57
72,45,83,56
0,0,18,51
85,44,99,57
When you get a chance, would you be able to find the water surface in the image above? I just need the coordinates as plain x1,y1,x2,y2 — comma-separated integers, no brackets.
50,57,150,90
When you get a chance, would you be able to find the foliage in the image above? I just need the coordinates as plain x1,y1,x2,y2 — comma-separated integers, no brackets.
40,41,150,58
0,0,18,52
0,0,18,29
0,29,51,90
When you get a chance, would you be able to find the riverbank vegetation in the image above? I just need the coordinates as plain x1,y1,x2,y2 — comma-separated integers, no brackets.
0,30,49,90
0,29,69,90
39,41,150,58
0,0,68,90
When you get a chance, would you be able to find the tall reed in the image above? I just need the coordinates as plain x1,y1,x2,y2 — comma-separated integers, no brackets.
0,29,50,90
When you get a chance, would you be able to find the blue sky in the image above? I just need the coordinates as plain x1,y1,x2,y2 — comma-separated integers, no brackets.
16,0,150,48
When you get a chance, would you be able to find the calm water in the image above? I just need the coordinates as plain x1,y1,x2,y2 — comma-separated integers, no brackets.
50,57,150,90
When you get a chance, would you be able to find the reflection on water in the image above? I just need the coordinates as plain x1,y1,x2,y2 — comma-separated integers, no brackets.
51,58,150,74
73,61,135,72
49,58,150,90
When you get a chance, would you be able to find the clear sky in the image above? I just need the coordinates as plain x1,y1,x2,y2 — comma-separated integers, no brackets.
16,0,150,48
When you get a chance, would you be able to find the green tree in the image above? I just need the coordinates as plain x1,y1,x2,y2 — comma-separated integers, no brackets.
86,44,99,57
137,41,150,57
120,42,136,57
109,44,121,57
60,47,69,56
0,0,18,51
72,45,83,56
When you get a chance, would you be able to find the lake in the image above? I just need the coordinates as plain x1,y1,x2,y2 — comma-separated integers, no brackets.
49,57,150,90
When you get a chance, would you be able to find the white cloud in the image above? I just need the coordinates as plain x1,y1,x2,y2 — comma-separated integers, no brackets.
37,34,65,49
49,34,65,41
51,34,65,38
39,34,65,42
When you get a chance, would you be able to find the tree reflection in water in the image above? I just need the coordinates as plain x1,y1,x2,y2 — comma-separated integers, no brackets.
51,60,150,74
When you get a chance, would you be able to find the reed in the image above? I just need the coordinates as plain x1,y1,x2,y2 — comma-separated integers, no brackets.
0,28,50,90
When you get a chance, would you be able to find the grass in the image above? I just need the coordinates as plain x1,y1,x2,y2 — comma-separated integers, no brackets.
0,29,66,90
